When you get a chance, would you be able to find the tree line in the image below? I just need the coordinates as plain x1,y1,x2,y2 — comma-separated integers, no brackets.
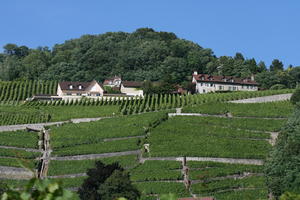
0,28,299,89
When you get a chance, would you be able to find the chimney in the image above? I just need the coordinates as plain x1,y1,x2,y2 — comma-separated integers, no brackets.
251,74,255,81
193,71,198,75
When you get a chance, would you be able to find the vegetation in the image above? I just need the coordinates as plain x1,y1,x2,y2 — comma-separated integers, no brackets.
182,101,294,118
1,178,74,200
0,130,38,148
0,80,57,101
1,29,299,90
147,117,271,159
290,88,300,105
265,107,300,197
78,161,140,200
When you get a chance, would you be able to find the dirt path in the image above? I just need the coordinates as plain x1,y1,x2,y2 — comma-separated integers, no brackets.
0,145,42,153
0,116,113,133
168,113,287,120
230,93,292,103
50,150,141,161
140,156,264,165
0,166,34,179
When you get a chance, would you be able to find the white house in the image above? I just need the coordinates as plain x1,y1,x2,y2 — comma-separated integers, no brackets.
120,81,144,96
57,80,104,99
192,72,258,94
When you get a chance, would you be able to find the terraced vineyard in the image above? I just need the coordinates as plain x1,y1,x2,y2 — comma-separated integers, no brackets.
0,89,295,199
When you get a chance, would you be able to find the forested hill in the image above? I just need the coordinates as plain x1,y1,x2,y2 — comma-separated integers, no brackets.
0,28,299,89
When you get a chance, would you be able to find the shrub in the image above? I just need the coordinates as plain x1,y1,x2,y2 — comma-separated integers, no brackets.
270,84,287,90
290,88,300,105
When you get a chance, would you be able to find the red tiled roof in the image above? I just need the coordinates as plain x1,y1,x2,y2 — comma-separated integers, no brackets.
103,76,121,85
122,81,143,88
193,74,258,86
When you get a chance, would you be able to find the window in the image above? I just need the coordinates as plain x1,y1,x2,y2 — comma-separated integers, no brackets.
203,89,206,93
87,94,91,96
210,83,214,87
229,86,232,90
219,86,223,90
96,94,100,96
231,79,234,83
201,83,203,86
201,77,205,80
79,85,82,90
77,93,82,96
233,86,237,91
69,85,73,89
66,93,72,96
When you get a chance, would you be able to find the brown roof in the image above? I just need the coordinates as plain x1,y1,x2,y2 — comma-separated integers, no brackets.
59,80,103,91
193,74,258,86
122,81,143,88
103,76,121,85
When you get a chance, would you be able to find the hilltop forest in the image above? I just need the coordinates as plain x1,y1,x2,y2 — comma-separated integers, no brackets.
0,28,299,89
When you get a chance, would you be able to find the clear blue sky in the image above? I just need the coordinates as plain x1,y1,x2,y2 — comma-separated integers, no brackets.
0,0,299,67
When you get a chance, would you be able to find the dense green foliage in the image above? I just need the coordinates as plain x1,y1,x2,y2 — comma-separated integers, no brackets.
0,130,39,148
1,178,74,200
290,88,300,105
78,161,140,200
1,28,299,89
265,107,300,197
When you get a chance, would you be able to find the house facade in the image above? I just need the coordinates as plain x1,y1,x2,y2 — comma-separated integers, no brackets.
120,81,144,96
192,72,258,94
57,80,104,99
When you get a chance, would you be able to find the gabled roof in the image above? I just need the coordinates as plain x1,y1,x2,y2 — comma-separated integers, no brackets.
193,74,258,86
122,81,143,88
103,76,121,85
59,80,103,91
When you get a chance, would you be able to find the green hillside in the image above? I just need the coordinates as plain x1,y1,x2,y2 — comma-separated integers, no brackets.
0,90,295,199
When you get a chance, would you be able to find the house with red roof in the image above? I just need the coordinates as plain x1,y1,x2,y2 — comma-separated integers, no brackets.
192,71,258,94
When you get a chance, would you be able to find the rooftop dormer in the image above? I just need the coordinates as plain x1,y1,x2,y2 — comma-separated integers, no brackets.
69,85,73,89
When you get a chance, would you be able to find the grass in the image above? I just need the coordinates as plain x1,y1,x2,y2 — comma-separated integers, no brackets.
130,160,182,181
182,101,294,118
52,138,140,156
51,112,167,149
0,157,37,169
50,176,87,188
213,189,268,200
147,117,271,159
134,182,190,197
48,155,138,176
191,175,266,194
0,148,40,159
187,161,263,180
0,130,39,148
174,116,286,132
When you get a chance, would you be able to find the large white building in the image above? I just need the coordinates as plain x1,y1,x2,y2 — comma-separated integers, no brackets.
192,72,258,94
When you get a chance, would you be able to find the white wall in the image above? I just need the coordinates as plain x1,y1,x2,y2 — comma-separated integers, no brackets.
120,85,144,96
195,82,258,94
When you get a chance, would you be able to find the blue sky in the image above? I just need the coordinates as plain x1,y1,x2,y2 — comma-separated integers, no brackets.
0,0,299,67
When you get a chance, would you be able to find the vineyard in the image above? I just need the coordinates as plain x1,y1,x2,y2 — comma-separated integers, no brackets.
0,80,58,101
0,87,296,199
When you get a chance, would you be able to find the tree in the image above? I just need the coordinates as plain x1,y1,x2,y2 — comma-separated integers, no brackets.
1,178,74,200
290,88,300,105
234,52,245,61
265,107,300,197
97,170,140,200
270,59,284,72
78,161,140,200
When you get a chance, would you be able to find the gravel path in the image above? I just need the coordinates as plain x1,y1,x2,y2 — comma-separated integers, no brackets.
0,166,34,179
141,157,264,165
48,173,87,179
230,93,292,103
0,116,112,133
50,150,141,161
169,113,287,120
